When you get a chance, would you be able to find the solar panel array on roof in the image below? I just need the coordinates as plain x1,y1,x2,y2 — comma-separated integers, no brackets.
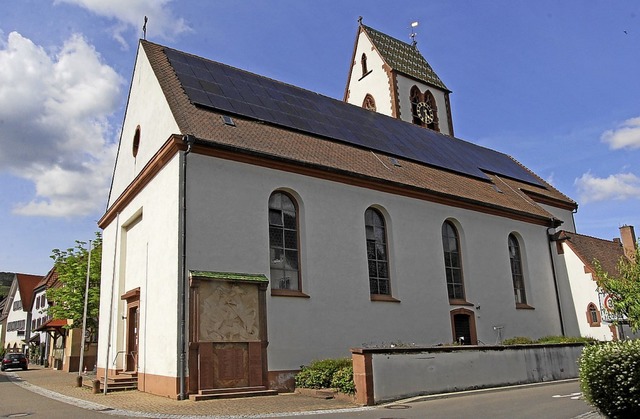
164,47,542,186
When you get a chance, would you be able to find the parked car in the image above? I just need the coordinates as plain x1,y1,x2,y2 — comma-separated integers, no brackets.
1,353,28,371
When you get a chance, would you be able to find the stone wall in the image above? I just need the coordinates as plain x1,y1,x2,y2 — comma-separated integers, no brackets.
351,343,584,405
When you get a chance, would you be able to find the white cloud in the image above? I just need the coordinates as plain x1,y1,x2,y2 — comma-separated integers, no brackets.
601,116,640,150
0,31,123,217
575,172,640,204
54,0,191,48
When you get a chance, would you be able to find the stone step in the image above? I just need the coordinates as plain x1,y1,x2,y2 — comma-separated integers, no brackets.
189,387,277,401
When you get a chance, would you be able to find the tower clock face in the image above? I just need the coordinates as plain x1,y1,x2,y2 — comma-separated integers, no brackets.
416,101,434,124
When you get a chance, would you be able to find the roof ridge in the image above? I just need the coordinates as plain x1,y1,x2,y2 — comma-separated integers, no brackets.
562,230,623,245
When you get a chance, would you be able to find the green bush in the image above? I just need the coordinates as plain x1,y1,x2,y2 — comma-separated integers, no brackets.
502,335,598,345
331,365,356,395
579,339,640,418
295,358,353,393
502,336,535,345
537,335,597,344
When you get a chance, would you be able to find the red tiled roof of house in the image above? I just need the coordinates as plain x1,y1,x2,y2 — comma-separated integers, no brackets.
16,273,43,313
559,231,626,278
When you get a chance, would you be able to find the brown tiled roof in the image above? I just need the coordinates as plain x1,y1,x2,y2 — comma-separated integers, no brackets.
139,40,576,227
361,24,449,91
559,231,626,277
16,273,43,313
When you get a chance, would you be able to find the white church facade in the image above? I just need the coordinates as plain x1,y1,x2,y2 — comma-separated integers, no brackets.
97,21,579,399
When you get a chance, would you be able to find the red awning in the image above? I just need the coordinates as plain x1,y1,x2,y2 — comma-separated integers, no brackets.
35,319,67,333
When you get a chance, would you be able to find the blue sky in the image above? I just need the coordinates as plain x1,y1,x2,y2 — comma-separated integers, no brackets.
1,1,639,275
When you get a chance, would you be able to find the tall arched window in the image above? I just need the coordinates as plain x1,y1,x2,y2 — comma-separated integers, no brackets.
365,208,390,295
410,85,423,126
442,221,465,301
361,53,368,77
508,234,527,305
268,192,301,291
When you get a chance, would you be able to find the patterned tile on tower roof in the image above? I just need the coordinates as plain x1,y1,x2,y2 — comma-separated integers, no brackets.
361,24,449,91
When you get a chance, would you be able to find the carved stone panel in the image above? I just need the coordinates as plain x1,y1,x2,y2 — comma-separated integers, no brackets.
199,281,259,342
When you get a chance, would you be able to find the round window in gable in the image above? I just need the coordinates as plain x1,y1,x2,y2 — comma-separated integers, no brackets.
132,126,141,157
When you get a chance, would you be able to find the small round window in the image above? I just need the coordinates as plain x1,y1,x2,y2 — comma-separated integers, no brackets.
132,126,141,157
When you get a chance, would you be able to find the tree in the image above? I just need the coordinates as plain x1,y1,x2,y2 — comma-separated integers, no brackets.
593,243,640,332
46,232,102,336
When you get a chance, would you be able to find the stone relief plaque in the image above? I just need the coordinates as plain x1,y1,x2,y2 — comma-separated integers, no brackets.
199,281,259,342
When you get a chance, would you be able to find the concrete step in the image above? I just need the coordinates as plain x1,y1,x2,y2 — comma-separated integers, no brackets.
189,386,277,401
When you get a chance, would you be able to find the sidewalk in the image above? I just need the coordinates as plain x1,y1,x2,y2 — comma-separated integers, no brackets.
9,365,366,418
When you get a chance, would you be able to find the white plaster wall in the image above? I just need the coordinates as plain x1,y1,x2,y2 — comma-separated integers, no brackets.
395,76,452,136
562,243,614,340
108,45,181,207
185,154,564,371
345,32,393,116
539,203,576,233
4,296,27,350
98,155,181,377
30,289,49,345
370,345,583,403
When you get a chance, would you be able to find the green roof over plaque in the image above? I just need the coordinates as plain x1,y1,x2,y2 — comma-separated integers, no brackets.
189,271,269,283
361,24,449,91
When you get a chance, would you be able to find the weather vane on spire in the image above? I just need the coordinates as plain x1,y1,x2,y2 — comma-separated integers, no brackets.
410,21,419,47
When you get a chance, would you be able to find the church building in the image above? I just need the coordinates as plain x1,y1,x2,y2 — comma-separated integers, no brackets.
97,20,578,399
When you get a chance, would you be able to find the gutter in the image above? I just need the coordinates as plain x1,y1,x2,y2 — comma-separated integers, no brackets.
178,134,196,400
547,227,566,336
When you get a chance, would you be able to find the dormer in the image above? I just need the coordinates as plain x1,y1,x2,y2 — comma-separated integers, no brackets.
344,19,454,136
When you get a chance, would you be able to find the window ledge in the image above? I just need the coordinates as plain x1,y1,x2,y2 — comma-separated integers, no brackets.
588,322,601,327
370,294,400,303
271,289,310,298
449,299,474,306
516,303,535,310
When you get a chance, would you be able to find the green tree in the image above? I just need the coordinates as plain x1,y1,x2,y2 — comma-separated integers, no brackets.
593,243,640,332
46,232,102,336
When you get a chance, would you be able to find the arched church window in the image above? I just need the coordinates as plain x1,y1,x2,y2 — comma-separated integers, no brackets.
424,90,439,132
410,86,422,125
362,94,376,111
361,53,368,77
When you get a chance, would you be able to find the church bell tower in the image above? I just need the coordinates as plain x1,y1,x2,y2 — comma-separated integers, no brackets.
344,18,454,136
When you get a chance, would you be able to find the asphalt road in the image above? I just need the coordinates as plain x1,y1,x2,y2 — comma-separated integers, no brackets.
293,380,601,419
0,371,128,418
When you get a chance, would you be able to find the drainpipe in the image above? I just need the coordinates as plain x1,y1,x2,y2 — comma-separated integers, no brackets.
547,226,565,336
178,134,196,400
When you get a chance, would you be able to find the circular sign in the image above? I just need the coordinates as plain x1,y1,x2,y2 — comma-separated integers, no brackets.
604,295,615,312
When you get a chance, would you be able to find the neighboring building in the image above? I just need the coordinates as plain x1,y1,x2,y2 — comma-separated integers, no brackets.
97,21,578,399
30,268,98,372
553,225,638,341
0,273,42,353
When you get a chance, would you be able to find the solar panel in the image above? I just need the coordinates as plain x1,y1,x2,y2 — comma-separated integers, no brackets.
164,47,542,186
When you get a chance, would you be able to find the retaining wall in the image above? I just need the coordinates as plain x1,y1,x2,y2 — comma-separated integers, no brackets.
351,343,584,405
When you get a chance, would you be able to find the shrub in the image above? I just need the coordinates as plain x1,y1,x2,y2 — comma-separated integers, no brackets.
579,339,640,418
537,335,597,344
502,336,535,345
502,336,598,345
295,358,353,393
331,365,356,395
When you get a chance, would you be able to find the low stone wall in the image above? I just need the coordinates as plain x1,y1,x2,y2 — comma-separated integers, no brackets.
351,343,584,405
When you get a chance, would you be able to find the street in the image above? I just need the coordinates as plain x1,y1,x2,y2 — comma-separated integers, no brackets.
0,371,127,418
1,369,600,419
292,380,600,419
